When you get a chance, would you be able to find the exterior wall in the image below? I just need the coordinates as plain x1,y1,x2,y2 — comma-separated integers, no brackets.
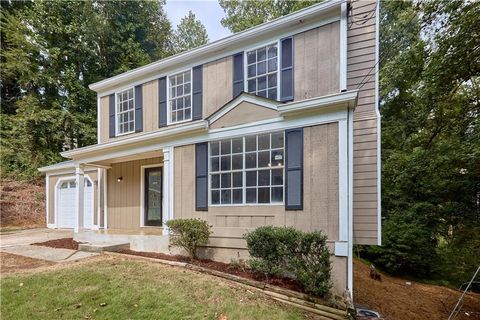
174,122,342,290
107,158,162,230
348,0,379,245
294,21,340,100
210,102,279,129
203,57,233,118
99,96,109,143
174,122,339,244
47,170,98,226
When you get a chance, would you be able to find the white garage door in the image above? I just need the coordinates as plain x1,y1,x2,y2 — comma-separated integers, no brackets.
57,180,93,229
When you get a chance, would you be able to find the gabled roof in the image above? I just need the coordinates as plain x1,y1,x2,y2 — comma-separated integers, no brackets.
206,92,280,125
88,0,342,93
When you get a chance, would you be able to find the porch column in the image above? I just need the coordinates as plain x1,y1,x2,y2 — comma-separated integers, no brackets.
74,164,85,233
162,147,174,235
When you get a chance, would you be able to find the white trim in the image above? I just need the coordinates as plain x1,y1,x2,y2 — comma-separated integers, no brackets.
339,1,347,91
347,108,354,294
337,119,348,243
140,163,164,228
243,40,281,100
53,174,94,230
103,168,108,229
90,1,342,94
334,241,348,257
208,94,278,125
69,109,348,165
167,68,193,125
45,174,50,227
97,95,101,144
278,90,358,115
375,0,382,247
115,87,136,136
96,168,102,229
162,147,174,235
61,120,208,159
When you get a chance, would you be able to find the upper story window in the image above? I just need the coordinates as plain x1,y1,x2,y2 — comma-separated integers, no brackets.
209,132,285,206
116,88,135,135
246,43,278,100
169,70,192,124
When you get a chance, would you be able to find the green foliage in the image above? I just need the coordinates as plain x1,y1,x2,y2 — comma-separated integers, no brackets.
166,218,212,260
363,0,480,286
0,0,172,180
172,11,209,54
245,226,331,297
218,0,322,33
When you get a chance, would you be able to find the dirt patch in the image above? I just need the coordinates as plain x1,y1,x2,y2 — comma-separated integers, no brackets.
32,238,82,250
0,178,45,228
0,252,54,274
354,259,480,320
117,249,305,293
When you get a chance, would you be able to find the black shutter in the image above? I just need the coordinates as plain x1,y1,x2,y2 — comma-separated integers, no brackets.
192,65,203,120
108,94,115,138
285,128,303,210
195,142,208,211
158,77,167,128
134,85,143,132
280,37,294,102
232,52,244,98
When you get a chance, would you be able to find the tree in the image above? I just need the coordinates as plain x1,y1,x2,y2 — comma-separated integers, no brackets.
172,11,208,54
218,0,321,33
0,0,173,179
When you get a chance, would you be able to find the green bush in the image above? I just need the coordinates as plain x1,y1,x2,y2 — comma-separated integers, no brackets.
244,226,332,296
165,218,212,260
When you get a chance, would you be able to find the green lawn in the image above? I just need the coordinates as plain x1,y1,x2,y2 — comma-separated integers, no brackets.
1,256,311,320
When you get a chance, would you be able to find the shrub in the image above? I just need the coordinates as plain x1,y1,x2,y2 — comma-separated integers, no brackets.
165,218,212,260
244,226,332,296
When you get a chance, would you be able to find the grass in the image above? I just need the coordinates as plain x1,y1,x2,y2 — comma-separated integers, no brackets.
1,256,310,320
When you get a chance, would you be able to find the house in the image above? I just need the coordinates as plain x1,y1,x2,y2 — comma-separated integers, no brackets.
39,0,380,296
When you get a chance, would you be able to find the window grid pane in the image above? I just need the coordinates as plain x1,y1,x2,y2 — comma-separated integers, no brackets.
169,70,192,123
209,132,284,205
246,44,278,100
116,88,135,134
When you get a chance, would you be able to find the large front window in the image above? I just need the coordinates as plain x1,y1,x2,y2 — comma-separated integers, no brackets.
169,70,192,123
209,132,284,205
116,88,135,135
246,43,278,100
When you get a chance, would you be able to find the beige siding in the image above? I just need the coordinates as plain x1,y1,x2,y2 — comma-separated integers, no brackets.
203,57,233,118
348,0,379,245
107,158,162,229
142,80,159,133
47,170,98,226
210,102,279,129
294,21,340,100
174,122,339,246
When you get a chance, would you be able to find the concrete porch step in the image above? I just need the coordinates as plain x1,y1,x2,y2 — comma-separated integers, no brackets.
78,242,130,253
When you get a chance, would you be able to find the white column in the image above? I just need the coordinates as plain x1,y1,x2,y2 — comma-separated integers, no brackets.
74,164,85,233
162,147,174,235
103,168,108,229
339,1,348,92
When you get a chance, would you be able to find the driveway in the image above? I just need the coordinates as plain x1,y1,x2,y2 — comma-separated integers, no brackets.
0,228,97,263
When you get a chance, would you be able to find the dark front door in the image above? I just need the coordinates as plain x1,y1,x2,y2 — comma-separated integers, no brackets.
144,167,162,226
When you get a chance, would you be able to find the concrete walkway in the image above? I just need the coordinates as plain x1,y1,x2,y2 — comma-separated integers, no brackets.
0,228,97,263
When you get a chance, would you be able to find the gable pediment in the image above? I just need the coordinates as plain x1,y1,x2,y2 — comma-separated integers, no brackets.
208,93,280,129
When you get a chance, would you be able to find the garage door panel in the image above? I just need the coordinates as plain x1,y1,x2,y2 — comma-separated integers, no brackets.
57,180,93,229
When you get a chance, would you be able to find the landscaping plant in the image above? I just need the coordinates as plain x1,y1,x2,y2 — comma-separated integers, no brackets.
244,226,332,296
166,218,212,260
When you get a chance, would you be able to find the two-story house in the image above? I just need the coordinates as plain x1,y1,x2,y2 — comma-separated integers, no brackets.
39,0,380,296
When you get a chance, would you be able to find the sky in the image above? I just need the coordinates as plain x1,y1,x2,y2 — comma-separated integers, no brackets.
165,0,232,42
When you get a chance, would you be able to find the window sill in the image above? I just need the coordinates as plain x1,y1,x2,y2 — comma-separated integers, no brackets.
115,130,136,137
167,118,192,126
209,203,284,207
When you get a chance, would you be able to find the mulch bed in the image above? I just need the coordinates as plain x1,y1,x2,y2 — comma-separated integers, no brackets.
117,248,305,293
32,238,83,250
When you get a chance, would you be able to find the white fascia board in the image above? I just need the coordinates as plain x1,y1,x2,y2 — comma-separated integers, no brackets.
60,120,208,159
89,0,342,93
277,90,358,115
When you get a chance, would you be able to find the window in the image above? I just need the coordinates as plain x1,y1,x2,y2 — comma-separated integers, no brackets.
169,70,192,123
209,132,284,205
246,43,278,100
116,88,135,135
